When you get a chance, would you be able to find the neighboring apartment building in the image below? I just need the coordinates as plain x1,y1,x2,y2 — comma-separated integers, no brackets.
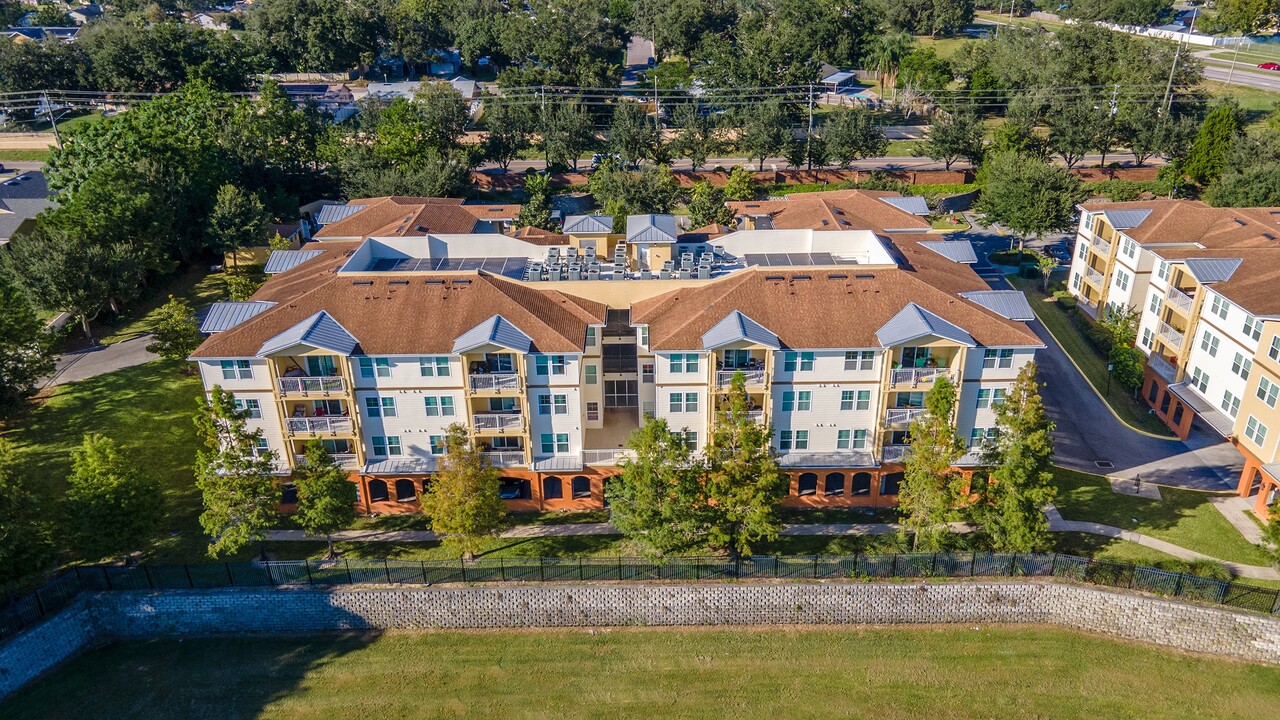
192,201,1042,515
313,196,521,239
1065,200,1280,518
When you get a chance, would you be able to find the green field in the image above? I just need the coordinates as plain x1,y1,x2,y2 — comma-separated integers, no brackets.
0,149,53,163
6,628,1280,719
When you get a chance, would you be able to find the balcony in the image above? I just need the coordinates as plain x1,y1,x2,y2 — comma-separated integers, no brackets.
956,449,986,467
1076,296,1099,319
285,416,353,435
473,412,523,432
746,409,764,424
277,376,346,395
890,366,952,388
1082,266,1104,288
1157,321,1184,350
293,452,359,469
881,444,909,463
583,448,637,466
1148,354,1176,383
468,373,521,394
482,451,525,467
1089,234,1111,257
1165,286,1194,315
885,407,926,426
716,368,766,387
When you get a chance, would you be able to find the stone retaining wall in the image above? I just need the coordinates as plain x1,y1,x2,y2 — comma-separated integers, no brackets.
4,580,1280,700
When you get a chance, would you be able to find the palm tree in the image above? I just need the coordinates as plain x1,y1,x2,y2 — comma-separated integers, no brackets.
868,33,915,105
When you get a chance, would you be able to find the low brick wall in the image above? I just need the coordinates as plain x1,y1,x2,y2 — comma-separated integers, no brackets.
4,581,1280,700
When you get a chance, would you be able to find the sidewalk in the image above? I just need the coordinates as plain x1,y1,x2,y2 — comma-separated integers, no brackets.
43,334,157,388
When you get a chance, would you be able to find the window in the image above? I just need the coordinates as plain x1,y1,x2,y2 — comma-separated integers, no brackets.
880,472,902,495
249,437,270,457
824,472,845,496
233,398,262,419
535,355,567,376
571,476,591,499
371,436,401,456
1233,353,1253,380
585,327,597,346
844,350,874,371
782,391,795,412
837,429,867,449
1071,273,1082,290
553,394,568,414
1077,242,1087,261
794,430,809,449
418,357,450,377
540,433,570,454
1141,328,1153,350
679,431,697,450
796,391,811,411
220,360,253,380
586,401,599,421
639,326,649,347
1257,377,1279,408
1148,293,1162,315
1156,260,1169,281
641,363,654,382
1271,336,1280,362
783,352,815,372
1191,367,1209,393
367,479,389,503
365,396,397,417
797,473,818,496
669,392,698,413
983,349,1015,369
484,353,514,373
840,390,871,411
1210,294,1229,320
1221,390,1241,418
394,479,416,502
359,357,392,378
1114,269,1130,291
977,389,991,409
1121,236,1137,258
585,364,598,385
837,429,851,449
779,430,793,451
1244,315,1263,342
1245,416,1268,446
488,397,516,412
428,435,445,454
424,396,454,416
668,353,699,373
1148,380,1159,404
543,476,563,499
992,389,1007,406
851,472,872,495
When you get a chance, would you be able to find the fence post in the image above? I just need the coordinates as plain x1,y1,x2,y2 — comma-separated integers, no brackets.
459,558,467,584
539,556,545,582
32,588,45,616
420,561,427,585
1174,572,1184,598
774,556,780,579
578,557,584,581
142,564,154,590
384,558,392,584
304,559,314,586
1049,554,1058,577
266,562,276,587
1008,552,1017,576
891,554,898,577
500,558,506,583
735,555,742,579
616,556,623,581
695,557,702,581
970,553,977,577
812,555,818,579
930,553,938,576
184,564,194,588
102,566,112,591
224,563,233,586
1127,562,1136,588
345,559,354,585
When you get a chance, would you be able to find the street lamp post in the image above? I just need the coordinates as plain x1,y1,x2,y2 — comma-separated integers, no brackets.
1106,363,1114,396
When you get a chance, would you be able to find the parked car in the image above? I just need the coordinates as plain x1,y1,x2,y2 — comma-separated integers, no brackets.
1048,245,1072,264
1258,62,1280,71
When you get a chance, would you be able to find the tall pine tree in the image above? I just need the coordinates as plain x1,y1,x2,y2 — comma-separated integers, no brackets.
609,417,708,557
899,375,965,551
195,386,279,558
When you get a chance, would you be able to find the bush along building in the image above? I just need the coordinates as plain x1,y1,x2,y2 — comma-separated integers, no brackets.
191,193,1043,515
1065,200,1280,519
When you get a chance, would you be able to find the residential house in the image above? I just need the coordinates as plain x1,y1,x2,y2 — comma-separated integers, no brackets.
0,171,55,246
313,197,521,240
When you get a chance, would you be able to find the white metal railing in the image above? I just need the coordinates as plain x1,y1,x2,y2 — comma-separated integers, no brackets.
890,366,951,387
885,407,926,425
294,452,358,469
482,451,525,467
716,368,766,386
469,373,521,392
277,376,345,394
1165,286,1194,313
285,416,353,434
1158,321,1184,349
1148,354,1176,383
473,412,522,431
1083,266,1104,287
746,409,764,423
583,448,637,466
1090,234,1112,256
881,445,909,463
956,449,986,467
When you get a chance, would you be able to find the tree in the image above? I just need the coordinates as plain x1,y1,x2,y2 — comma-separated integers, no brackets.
867,32,915,102
897,48,953,116
0,439,54,583
226,275,263,302
1214,0,1279,34
608,417,708,557
988,121,1043,159
973,151,1085,252
739,99,794,171
205,185,270,268
702,372,789,556
899,376,965,551
339,148,473,198
723,165,757,201
63,434,165,561
195,386,279,558
482,98,532,170
419,424,506,560
537,97,596,171
1183,103,1242,186
972,363,1056,552
413,81,471,153
609,101,659,167
1099,305,1144,391
588,162,680,218
517,172,555,230
0,275,54,419
1060,0,1173,25
1033,251,1058,292
1206,164,1280,208
686,181,735,228
1047,101,1108,169
822,106,889,168
293,440,357,559
882,0,975,36
921,110,984,171
1119,103,1166,167
671,102,719,171
146,295,204,364
78,18,262,93
248,0,382,72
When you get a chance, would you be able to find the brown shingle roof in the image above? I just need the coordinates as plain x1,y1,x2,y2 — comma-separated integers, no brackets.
510,225,570,245
727,190,931,233
314,197,521,240
1151,246,1280,316
1081,200,1280,248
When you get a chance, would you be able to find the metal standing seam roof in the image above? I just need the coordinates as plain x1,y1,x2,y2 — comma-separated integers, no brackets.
257,311,360,357
625,214,679,244
1098,208,1153,230
778,451,875,468
563,214,614,234
701,311,781,350
878,196,931,216
1183,257,1244,284
452,315,533,354
200,301,278,333
1261,464,1280,483
364,457,438,475
918,240,978,264
264,249,326,274
1165,382,1235,438
316,203,366,225
821,71,857,84
958,291,1036,321
875,303,976,348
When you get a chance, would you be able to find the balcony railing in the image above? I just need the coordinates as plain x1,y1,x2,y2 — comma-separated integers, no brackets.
890,366,951,388
293,453,359,469
1158,321,1184,349
482,451,525,467
469,373,521,393
716,368,766,387
583,448,637,466
746,409,764,424
956,449,986,467
1089,234,1112,257
277,376,346,395
1148,354,1176,383
881,444,909,463
885,407,926,425
473,412,523,431
1165,286,1194,314
1083,266,1104,287
285,416,353,435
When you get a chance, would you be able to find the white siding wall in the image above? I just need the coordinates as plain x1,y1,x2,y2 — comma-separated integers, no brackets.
197,358,272,392
770,382,880,453
960,347,1035,383
652,384,708,451
1182,293,1256,422
351,354,463,389
354,388,465,461
528,387,584,458
1137,271,1170,357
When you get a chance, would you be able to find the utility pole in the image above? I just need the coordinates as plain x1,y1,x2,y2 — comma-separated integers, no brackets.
42,92,61,148
1160,7,1198,115
805,83,815,170
1227,38,1248,85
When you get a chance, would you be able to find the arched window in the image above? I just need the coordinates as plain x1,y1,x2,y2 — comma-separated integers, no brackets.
367,479,389,503
421,478,433,496
499,477,529,500
571,475,591,499
280,483,298,505
797,473,818,496
543,476,563,499
851,472,872,495
880,472,903,496
824,473,844,496
394,479,416,501
1147,380,1159,403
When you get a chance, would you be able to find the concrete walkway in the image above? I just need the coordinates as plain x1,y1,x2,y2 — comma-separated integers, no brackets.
1209,495,1268,546
43,334,158,388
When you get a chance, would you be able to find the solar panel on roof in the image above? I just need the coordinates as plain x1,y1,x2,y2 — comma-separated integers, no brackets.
371,258,399,271
765,253,790,265
810,252,836,264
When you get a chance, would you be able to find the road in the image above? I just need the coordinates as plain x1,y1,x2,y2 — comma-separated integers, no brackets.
1198,59,1280,92
621,35,655,88
482,152,1161,173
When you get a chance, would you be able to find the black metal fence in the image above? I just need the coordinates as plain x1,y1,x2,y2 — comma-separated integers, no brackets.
4,552,1278,641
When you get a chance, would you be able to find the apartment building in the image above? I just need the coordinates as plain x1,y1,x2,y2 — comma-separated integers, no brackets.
1065,200,1280,518
192,201,1042,515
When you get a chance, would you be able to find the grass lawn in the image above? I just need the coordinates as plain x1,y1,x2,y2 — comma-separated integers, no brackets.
916,35,974,60
1052,467,1273,566
1007,274,1175,436
1200,80,1280,127
0,149,53,163
8,628,1280,719
929,214,971,230
95,265,237,345
885,139,922,156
